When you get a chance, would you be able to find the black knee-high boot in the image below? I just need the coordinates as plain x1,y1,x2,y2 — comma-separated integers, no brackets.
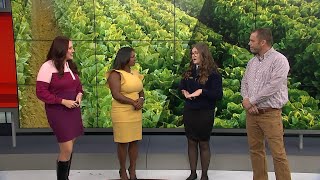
67,153,73,177
57,160,69,180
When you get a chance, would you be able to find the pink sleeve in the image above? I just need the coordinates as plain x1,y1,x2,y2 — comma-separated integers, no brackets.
36,62,62,104
36,61,55,83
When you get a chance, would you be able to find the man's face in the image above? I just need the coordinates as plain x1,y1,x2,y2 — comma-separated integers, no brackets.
248,32,262,55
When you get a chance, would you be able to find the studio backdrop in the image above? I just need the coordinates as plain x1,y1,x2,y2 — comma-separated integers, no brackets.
12,0,320,131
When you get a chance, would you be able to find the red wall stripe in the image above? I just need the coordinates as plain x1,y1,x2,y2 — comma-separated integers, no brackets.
0,12,18,108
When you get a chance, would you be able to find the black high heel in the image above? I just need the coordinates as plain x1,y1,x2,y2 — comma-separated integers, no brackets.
200,174,208,180
119,169,128,180
128,167,138,180
186,172,197,180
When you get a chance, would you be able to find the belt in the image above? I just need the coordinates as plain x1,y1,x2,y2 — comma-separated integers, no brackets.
257,107,281,114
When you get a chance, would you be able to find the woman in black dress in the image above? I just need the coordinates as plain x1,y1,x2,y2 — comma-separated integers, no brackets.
180,42,223,180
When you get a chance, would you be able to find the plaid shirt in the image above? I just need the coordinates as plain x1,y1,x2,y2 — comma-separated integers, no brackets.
241,48,290,108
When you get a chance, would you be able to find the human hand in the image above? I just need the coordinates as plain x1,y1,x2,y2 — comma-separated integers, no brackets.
61,99,79,109
133,98,143,110
242,98,253,110
75,93,83,105
187,89,202,99
135,98,144,110
181,90,192,100
248,105,259,115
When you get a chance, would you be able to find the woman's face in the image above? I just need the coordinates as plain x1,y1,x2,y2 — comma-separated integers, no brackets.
191,47,201,65
65,41,75,60
128,51,136,66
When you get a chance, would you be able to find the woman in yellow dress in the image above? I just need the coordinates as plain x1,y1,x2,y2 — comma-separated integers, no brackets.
106,47,144,180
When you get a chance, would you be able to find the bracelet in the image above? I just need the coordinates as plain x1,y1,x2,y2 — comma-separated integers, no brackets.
139,96,144,100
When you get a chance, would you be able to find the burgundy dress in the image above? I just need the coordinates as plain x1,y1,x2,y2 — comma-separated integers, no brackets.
36,60,84,143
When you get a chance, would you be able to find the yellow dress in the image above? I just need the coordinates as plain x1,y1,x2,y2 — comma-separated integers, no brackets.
106,69,144,143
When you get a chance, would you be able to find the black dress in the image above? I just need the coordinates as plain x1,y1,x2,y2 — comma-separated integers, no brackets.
179,66,223,141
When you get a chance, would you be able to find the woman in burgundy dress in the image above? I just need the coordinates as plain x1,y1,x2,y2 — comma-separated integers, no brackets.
36,36,84,180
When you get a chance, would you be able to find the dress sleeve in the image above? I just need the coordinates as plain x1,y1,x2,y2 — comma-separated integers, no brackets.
36,62,63,104
179,78,186,91
36,82,63,104
76,74,84,94
36,62,53,83
201,72,223,100
106,69,125,88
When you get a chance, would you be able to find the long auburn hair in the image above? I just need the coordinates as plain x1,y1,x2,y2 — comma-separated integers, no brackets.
183,42,219,84
46,36,79,77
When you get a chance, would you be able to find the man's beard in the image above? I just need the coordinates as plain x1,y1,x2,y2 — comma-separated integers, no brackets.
250,47,260,55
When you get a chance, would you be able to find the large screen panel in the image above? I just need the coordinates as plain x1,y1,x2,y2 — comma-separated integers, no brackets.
12,0,320,131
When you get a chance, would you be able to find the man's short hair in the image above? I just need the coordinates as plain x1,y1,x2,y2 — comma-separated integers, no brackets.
252,28,273,46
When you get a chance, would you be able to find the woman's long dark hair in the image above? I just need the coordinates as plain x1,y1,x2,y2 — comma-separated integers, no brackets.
183,42,219,84
46,36,79,76
112,47,134,70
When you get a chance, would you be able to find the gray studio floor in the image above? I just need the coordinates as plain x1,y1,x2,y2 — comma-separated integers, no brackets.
1,170,320,180
0,134,320,180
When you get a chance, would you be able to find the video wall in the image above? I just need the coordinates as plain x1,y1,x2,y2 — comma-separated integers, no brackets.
12,0,320,129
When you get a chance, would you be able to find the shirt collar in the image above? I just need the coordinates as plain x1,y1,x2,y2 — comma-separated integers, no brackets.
256,47,274,61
